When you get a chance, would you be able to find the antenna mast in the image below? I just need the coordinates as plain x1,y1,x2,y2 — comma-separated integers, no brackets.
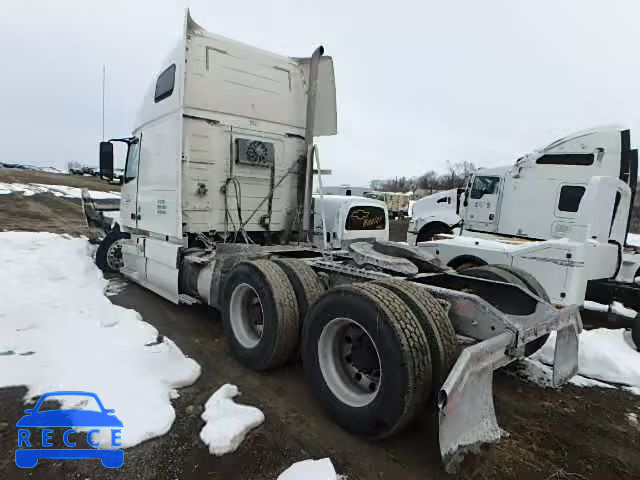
102,65,106,141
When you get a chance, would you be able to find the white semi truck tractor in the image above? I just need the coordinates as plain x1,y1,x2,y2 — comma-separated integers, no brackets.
408,127,640,347
88,10,583,467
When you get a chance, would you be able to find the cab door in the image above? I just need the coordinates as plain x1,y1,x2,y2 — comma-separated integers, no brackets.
120,138,141,229
464,175,502,232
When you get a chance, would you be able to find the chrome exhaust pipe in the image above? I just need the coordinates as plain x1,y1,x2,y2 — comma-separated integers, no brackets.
301,45,324,240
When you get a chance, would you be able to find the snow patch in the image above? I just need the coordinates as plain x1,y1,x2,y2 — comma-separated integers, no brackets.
277,458,339,480
105,277,128,297
516,358,553,387
627,412,639,428
516,358,615,389
531,328,640,390
0,182,119,199
628,233,640,247
199,384,264,455
0,232,200,447
583,300,637,318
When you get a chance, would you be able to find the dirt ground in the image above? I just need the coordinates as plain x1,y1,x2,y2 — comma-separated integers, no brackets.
0,168,118,236
1,168,639,480
0,168,117,192
390,218,410,242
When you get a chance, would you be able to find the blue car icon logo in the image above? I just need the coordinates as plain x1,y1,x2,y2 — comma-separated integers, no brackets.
15,391,124,468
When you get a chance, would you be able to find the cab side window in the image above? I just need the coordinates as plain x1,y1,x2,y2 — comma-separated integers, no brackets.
470,176,500,199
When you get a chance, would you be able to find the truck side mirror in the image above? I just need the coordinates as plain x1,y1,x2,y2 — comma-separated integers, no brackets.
99,142,114,180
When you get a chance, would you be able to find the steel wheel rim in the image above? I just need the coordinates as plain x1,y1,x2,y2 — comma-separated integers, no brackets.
318,317,382,408
229,283,264,348
106,239,124,271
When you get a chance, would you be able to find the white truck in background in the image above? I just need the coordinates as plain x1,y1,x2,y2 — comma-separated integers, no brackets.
311,194,388,249
408,127,640,346
318,185,410,219
408,188,461,238
86,10,583,466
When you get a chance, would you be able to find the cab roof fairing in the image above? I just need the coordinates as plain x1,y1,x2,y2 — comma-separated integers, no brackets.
510,125,630,176
133,9,337,137
541,125,627,153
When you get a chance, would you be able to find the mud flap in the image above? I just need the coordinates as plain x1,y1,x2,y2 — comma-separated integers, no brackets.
437,331,514,472
552,322,580,387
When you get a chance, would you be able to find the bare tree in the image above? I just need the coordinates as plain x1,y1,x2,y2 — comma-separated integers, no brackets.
369,162,476,193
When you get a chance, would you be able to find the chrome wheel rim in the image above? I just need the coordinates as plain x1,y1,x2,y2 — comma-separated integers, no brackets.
318,317,382,408
229,283,264,348
106,239,124,271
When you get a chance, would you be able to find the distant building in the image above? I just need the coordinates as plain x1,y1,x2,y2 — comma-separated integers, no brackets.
319,185,371,197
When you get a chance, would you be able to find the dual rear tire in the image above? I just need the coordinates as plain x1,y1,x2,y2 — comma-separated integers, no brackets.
221,258,457,439
301,283,435,438
221,259,301,370
221,258,327,370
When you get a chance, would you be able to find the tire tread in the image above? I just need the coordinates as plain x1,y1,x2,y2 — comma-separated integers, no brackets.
350,282,432,437
225,260,299,369
272,258,325,326
373,279,458,393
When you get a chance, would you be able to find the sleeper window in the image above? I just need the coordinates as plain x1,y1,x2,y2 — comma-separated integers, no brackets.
557,185,586,213
154,64,176,103
536,154,594,166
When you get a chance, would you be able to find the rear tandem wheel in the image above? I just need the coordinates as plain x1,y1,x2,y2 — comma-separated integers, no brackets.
372,278,458,402
301,282,433,438
221,260,299,370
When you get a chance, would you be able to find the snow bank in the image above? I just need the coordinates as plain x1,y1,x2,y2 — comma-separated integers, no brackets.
199,384,264,455
39,167,67,174
277,458,339,480
0,182,119,199
628,233,640,247
583,300,636,318
531,328,640,389
0,232,200,447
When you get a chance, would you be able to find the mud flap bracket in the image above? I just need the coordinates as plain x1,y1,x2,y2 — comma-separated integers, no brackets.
437,331,514,472
552,322,580,387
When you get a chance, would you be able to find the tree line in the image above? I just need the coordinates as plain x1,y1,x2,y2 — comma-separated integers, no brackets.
369,161,476,193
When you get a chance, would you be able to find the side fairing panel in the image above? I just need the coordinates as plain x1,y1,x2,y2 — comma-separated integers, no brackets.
136,113,183,238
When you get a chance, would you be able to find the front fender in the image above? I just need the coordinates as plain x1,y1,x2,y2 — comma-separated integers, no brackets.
407,216,460,246
407,218,430,246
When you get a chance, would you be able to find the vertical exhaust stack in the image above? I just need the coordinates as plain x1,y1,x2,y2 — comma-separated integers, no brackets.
301,46,325,241
625,149,638,245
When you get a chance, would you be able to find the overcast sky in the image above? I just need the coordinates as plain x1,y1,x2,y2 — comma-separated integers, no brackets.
3,0,640,185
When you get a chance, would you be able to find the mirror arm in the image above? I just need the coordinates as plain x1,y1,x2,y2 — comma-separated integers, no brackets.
108,136,137,145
